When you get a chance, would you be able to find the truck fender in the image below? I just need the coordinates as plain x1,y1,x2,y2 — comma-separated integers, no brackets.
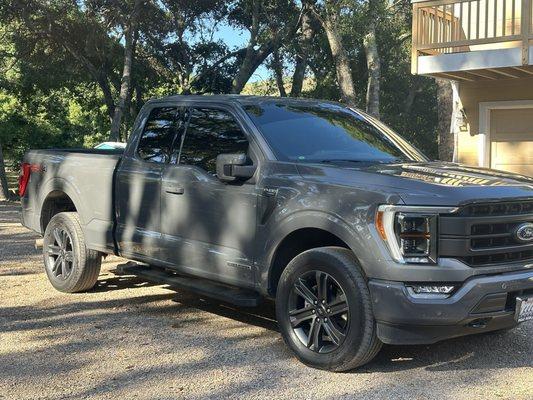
260,210,371,294
38,177,89,229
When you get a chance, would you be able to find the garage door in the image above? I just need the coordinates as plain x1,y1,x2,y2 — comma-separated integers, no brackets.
490,108,533,177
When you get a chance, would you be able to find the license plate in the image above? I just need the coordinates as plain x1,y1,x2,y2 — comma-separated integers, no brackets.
516,296,533,323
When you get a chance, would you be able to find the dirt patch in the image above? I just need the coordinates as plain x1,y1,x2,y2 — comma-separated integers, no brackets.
0,200,531,399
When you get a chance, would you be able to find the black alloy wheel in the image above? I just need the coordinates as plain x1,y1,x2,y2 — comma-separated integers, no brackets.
276,247,382,371
288,270,349,353
46,227,75,280
43,212,102,293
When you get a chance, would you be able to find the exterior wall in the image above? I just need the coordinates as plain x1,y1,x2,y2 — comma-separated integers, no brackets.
457,77,533,166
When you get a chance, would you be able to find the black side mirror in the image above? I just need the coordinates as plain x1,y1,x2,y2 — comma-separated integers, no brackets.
216,153,256,182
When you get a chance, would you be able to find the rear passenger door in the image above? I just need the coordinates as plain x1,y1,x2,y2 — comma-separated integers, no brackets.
160,105,259,287
115,106,185,261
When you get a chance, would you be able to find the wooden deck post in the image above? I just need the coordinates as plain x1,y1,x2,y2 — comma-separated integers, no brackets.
412,3,420,74
522,0,531,65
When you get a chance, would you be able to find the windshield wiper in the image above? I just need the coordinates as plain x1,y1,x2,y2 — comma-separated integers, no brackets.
316,159,384,165
316,159,367,164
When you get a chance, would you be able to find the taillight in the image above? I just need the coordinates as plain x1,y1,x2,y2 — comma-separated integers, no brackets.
18,163,42,197
19,163,31,197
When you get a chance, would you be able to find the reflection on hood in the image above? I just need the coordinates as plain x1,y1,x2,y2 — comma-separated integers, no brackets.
372,162,533,188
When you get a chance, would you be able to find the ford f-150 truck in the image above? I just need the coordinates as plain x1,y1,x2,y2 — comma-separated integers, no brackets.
20,95,533,371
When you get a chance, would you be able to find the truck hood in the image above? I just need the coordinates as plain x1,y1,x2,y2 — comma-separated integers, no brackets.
296,161,533,206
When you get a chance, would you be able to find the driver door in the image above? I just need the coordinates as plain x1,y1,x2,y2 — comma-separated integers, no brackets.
160,106,259,287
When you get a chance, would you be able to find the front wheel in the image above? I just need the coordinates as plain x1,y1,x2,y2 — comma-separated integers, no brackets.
43,212,102,293
275,247,382,371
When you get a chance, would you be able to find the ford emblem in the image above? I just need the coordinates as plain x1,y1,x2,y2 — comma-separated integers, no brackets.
515,223,533,243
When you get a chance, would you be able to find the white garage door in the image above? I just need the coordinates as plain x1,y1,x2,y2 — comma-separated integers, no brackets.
490,108,533,177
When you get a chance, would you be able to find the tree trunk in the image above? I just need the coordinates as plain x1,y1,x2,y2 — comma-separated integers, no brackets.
230,52,255,94
403,82,419,115
321,16,357,106
290,9,314,97
0,142,10,200
231,47,273,94
109,28,134,141
435,78,454,161
363,22,381,118
272,49,287,97
109,0,141,141
231,0,261,94
99,74,116,123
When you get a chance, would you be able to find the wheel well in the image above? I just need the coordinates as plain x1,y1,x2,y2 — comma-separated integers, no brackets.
40,191,77,232
268,228,350,296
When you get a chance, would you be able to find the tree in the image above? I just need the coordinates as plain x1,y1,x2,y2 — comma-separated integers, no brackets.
290,2,315,97
435,78,454,161
310,0,357,106
228,0,302,94
139,0,238,95
271,48,287,97
363,22,380,117
0,142,9,200
0,0,442,164
110,0,144,141
363,0,384,117
1,1,121,130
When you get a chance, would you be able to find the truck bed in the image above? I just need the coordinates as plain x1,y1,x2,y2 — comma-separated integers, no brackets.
21,148,123,254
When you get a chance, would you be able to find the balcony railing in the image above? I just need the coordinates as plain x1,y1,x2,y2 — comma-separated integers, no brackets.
411,0,533,74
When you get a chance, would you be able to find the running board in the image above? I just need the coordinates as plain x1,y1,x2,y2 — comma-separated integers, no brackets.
116,262,262,307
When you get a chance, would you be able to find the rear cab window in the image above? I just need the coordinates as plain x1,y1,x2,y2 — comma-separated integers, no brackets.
179,107,250,175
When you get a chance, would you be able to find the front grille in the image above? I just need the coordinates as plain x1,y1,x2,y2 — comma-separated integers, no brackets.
461,250,533,266
457,200,533,217
439,200,533,267
470,221,528,249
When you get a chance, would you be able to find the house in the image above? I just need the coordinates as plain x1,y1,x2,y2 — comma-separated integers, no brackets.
411,0,533,176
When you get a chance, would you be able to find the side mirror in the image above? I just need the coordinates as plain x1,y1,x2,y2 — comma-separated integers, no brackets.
216,153,256,182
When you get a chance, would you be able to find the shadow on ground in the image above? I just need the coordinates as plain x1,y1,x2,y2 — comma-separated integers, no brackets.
1,200,532,399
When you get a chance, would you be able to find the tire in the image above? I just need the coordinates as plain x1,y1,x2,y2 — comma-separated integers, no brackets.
42,212,102,293
275,246,382,371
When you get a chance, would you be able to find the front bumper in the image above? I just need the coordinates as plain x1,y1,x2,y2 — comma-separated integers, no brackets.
369,269,533,345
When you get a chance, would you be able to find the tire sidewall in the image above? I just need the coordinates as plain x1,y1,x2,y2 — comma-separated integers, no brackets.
43,213,84,292
276,248,372,370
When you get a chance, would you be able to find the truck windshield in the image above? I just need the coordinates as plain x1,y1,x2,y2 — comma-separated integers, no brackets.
244,102,427,164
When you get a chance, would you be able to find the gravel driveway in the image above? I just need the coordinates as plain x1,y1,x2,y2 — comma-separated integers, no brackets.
0,200,532,400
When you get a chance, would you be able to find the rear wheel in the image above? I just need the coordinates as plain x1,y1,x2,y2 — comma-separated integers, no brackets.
276,247,382,371
43,212,102,293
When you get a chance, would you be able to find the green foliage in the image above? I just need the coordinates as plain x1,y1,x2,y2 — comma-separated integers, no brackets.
0,0,439,162
0,86,109,161
283,0,439,159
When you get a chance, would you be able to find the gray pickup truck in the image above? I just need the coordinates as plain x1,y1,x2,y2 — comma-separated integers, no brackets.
20,95,533,371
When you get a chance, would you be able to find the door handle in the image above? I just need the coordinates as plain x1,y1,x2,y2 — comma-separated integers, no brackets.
165,186,185,195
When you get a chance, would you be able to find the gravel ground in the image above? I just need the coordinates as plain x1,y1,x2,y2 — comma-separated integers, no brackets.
0,200,532,400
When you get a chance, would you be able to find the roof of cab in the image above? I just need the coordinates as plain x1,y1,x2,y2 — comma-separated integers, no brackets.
145,94,337,107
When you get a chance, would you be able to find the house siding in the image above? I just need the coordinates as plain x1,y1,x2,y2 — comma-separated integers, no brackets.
457,77,533,166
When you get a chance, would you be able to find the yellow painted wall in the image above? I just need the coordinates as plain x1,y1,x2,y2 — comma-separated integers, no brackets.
457,77,533,166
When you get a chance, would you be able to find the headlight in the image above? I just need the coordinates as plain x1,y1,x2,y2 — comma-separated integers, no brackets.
376,205,457,264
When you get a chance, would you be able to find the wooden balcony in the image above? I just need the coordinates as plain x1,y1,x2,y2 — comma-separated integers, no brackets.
411,0,533,80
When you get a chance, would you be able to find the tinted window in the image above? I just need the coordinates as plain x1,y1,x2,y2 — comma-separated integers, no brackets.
137,107,183,163
180,108,249,174
244,102,426,163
